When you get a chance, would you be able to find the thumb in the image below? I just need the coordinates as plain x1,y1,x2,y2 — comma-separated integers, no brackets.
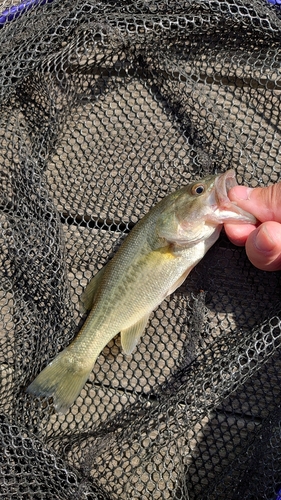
227,183,281,223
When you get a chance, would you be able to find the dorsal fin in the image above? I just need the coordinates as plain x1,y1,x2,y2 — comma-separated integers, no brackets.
80,265,107,311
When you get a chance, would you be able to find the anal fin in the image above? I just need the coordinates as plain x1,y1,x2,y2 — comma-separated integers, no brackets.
121,314,150,355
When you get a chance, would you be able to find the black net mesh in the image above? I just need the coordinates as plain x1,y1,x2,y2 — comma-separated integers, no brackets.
1,0,281,498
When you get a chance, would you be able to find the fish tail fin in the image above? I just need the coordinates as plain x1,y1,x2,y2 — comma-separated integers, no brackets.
27,348,93,413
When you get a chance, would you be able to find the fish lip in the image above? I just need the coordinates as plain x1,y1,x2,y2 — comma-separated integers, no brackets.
215,169,237,202
210,170,257,224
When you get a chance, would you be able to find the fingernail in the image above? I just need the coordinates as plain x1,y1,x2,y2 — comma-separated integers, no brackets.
254,225,275,253
235,187,253,201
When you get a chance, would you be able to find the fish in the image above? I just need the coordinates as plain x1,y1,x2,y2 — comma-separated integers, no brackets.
27,169,256,413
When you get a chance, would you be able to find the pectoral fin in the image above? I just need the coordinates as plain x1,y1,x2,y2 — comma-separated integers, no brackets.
165,266,194,297
81,265,107,311
120,314,150,355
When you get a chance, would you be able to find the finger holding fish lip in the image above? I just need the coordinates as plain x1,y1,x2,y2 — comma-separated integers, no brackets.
204,171,256,226
225,184,281,271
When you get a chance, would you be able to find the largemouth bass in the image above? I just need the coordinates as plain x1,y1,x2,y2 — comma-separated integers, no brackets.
27,170,256,413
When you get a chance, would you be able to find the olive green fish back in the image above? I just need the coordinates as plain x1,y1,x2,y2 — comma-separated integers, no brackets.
0,1,281,499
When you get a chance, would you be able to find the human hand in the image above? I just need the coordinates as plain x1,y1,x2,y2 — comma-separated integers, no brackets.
224,183,281,271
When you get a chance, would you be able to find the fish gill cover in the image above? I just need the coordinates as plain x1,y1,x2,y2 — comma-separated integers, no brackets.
0,0,280,499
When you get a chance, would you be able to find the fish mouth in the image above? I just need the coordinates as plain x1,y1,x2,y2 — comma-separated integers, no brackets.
216,169,237,200
210,169,257,224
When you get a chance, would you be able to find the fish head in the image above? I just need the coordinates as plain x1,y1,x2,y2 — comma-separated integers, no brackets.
157,169,256,246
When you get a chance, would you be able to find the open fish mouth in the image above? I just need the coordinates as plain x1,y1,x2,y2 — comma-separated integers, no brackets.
215,169,239,202
210,170,257,224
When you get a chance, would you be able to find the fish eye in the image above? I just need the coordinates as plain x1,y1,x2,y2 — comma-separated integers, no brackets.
192,184,205,195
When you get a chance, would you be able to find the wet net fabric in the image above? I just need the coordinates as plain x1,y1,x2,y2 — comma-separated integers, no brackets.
0,0,281,498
